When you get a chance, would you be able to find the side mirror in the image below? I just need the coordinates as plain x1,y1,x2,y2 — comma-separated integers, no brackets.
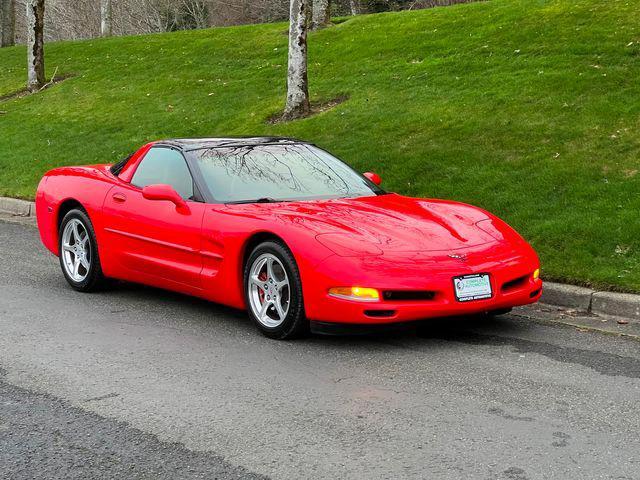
142,184,189,213
364,172,382,186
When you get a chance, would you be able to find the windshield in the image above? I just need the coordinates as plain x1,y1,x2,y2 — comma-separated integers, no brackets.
191,144,384,203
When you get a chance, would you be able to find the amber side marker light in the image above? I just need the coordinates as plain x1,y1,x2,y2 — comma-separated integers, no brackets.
329,287,380,302
532,269,540,280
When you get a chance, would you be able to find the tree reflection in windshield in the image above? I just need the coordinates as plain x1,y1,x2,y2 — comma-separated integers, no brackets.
192,143,382,203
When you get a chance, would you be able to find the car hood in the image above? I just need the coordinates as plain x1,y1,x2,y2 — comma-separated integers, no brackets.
250,193,516,256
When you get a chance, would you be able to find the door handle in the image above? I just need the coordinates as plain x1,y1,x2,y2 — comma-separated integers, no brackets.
112,192,127,203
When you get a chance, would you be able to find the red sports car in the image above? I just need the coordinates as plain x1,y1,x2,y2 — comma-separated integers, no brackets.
36,137,542,339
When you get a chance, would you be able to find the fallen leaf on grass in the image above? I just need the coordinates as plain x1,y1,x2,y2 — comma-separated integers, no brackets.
615,245,631,256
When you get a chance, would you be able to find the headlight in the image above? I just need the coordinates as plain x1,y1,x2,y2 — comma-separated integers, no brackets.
532,268,540,280
328,287,380,302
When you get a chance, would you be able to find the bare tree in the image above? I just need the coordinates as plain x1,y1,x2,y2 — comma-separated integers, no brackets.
26,0,45,91
283,0,310,121
181,0,209,29
100,0,112,36
311,0,330,30
7,0,483,44
1,0,15,46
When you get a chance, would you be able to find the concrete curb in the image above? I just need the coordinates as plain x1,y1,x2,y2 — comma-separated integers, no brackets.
1,195,639,324
0,197,35,217
539,283,594,311
591,291,640,320
541,282,640,324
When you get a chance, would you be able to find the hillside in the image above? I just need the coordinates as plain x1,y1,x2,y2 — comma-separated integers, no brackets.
1,0,639,291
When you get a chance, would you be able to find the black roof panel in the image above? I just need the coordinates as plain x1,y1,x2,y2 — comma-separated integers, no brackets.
158,137,307,151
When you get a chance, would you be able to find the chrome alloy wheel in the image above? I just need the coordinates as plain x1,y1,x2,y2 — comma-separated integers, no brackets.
247,253,290,328
61,218,91,282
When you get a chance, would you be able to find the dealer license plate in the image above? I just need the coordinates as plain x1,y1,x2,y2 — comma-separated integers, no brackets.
453,274,493,302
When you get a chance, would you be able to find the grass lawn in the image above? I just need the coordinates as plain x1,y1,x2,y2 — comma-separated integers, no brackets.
1,0,639,292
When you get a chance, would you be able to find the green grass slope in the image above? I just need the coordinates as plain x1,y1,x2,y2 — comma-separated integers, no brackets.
1,0,639,291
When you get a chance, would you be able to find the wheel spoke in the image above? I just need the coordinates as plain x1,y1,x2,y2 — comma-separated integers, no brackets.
266,257,275,281
256,256,268,274
62,242,73,252
73,257,80,277
259,299,270,319
273,298,286,320
250,274,266,292
79,257,90,271
72,222,81,244
275,280,288,292
80,234,89,247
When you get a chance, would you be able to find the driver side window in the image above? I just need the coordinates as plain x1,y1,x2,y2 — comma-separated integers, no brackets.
131,147,194,200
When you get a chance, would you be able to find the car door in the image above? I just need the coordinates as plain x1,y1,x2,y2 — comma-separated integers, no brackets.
102,146,205,291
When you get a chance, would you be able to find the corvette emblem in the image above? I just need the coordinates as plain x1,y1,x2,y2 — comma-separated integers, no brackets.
448,253,467,261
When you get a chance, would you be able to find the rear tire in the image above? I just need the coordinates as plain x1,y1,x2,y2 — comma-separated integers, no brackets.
58,209,105,292
244,241,307,339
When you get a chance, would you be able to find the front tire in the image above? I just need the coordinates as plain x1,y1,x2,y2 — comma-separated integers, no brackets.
244,241,307,339
58,208,105,292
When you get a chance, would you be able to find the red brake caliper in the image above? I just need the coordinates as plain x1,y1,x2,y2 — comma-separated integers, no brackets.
258,271,268,303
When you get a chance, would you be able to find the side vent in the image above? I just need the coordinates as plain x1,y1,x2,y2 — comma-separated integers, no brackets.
501,275,529,293
364,310,397,318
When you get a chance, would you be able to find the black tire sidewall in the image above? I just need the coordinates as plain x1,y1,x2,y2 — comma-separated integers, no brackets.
244,241,307,339
58,209,103,292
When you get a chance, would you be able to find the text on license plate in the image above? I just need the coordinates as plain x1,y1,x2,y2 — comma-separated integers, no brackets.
453,274,492,302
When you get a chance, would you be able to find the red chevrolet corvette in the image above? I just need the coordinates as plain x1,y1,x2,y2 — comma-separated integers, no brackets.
36,137,542,339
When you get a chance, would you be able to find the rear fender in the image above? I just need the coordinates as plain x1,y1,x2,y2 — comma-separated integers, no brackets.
36,166,115,257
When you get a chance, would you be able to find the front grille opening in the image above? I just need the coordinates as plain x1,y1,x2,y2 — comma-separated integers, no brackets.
382,290,436,301
530,288,541,298
501,275,529,293
364,310,397,318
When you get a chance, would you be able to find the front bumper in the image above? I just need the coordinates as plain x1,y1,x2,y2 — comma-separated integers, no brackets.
309,280,542,324
302,246,542,324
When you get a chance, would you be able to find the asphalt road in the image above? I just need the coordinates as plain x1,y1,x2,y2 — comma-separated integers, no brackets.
1,219,640,480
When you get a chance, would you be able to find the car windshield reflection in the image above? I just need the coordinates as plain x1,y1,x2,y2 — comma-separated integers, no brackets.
191,143,384,203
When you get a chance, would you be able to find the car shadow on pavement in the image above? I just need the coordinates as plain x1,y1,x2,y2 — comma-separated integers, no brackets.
302,314,521,350
86,279,569,352
56,280,640,377
93,280,529,344
91,279,254,326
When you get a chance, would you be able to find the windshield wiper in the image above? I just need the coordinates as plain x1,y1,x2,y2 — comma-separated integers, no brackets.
226,197,281,205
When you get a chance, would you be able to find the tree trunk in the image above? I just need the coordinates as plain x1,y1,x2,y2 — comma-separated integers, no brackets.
100,0,113,37
283,0,310,121
26,0,45,92
0,0,15,47
350,0,359,15
311,0,331,30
